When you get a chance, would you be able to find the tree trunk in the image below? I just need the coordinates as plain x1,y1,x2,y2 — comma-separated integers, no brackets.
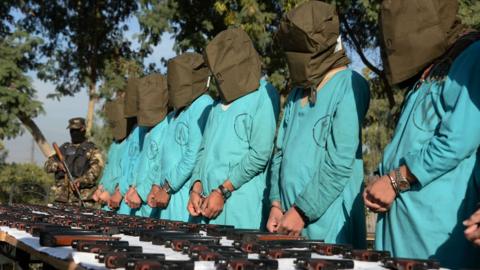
17,113,54,158
86,83,97,136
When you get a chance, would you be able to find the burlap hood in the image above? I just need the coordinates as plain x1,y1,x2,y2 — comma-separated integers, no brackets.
137,73,169,127
105,96,128,141
380,0,466,84
204,28,262,103
124,78,140,118
277,1,350,93
167,52,210,110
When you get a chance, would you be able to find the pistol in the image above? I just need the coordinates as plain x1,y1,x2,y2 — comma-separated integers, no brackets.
381,257,440,270
295,258,355,270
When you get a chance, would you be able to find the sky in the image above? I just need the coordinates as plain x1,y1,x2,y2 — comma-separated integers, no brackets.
4,17,369,165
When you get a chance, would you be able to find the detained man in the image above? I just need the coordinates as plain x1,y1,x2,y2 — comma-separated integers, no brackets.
124,74,169,217
187,28,280,229
93,96,129,210
107,78,148,215
145,53,213,222
364,0,480,268
266,1,369,247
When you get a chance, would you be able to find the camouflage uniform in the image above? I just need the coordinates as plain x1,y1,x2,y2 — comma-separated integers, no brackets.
44,118,104,207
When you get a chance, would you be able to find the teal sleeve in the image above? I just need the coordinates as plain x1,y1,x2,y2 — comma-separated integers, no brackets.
189,136,206,188
404,62,480,187
269,91,294,203
164,100,212,192
295,77,370,221
99,144,114,186
229,84,280,189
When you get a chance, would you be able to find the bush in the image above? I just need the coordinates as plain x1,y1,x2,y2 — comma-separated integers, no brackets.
0,162,54,205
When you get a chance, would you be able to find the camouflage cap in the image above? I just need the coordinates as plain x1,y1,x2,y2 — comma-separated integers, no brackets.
66,117,86,129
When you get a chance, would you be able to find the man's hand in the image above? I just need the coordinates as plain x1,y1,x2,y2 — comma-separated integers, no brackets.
98,191,111,204
201,189,225,219
147,185,162,208
363,174,396,213
464,208,480,246
266,202,284,233
187,181,204,216
125,187,142,209
153,187,170,209
108,188,122,210
92,185,104,202
277,206,305,236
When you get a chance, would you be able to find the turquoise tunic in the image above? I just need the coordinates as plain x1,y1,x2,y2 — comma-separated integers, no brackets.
159,95,213,222
376,41,480,269
116,125,148,215
269,69,369,247
99,140,126,211
130,119,169,218
191,79,280,229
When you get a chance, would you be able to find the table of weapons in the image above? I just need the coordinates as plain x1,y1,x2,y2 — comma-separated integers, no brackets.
0,204,442,270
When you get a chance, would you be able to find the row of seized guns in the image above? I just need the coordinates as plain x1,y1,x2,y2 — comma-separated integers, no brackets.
0,204,441,270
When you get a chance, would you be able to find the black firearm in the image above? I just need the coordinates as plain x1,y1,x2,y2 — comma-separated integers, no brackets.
126,259,195,270
344,249,391,262
381,257,440,270
295,258,355,270
190,249,247,261
72,239,128,250
182,244,238,255
234,239,324,253
258,248,312,259
139,229,188,242
215,258,279,270
169,237,222,251
310,243,352,256
102,252,165,269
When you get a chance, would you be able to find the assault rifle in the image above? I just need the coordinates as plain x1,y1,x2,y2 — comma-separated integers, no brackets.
126,259,195,270
295,258,355,270
215,258,279,270
39,230,119,247
381,257,440,270
103,252,165,269
344,249,391,262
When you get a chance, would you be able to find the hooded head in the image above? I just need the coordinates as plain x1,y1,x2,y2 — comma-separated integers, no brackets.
380,0,465,85
105,96,128,141
277,1,350,94
124,78,140,118
137,73,169,127
204,28,262,103
167,52,210,110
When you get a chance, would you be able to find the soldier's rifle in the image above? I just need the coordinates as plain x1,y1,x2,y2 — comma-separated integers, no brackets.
53,142,85,207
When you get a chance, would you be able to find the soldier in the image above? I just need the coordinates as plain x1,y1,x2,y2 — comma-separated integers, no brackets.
44,117,104,206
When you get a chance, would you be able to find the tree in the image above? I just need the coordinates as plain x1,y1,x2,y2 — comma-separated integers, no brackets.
20,0,139,135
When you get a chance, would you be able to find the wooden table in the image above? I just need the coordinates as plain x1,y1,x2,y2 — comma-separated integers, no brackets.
0,231,84,270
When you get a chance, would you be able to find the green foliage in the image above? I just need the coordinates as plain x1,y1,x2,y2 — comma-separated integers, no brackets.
21,0,139,98
0,29,44,140
0,163,54,204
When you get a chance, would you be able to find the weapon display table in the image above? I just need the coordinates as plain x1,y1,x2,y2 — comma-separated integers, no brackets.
0,204,441,270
